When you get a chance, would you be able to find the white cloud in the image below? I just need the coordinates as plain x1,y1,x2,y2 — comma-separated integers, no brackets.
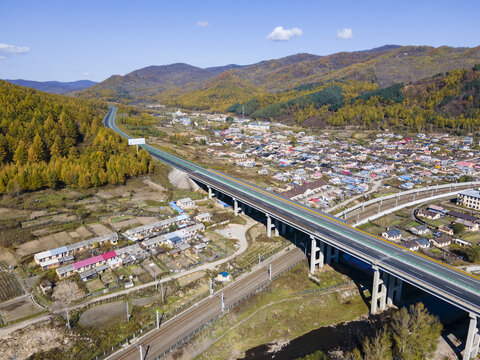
266,26,303,41
0,43,29,60
336,28,353,39
196,21,209,27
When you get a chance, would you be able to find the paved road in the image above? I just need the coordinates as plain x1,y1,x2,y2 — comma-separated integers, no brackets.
104,106,480,317
108,247,305,360
344,186,474,225
0,216,255,338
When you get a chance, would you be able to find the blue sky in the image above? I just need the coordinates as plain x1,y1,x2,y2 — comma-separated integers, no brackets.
1,0,479,82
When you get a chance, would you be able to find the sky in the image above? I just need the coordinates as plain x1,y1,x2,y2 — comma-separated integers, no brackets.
0,0,479,82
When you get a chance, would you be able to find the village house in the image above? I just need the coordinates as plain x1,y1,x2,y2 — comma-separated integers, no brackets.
417,209,441,220
195,212,212,222
438,225,454,236
216,271,231,283
56,244,144,279
382,229,402,241
34,233,118,268
454,218,479,232
279,179,328,200
176,197,196,210
409,224,430,236
169,243,191,257
123,214,190,241
402,240,419,251
415,238,431,249
449,210,479,223
430,235,452,248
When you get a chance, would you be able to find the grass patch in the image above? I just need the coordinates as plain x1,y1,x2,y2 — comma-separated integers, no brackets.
195,263,367,360
172,189,205,201
144,199,164,207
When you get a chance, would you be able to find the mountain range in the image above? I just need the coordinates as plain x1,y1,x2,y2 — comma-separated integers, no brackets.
75,45,480,111
4,79,97,94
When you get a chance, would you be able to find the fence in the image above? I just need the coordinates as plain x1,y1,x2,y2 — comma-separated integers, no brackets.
101,251,302,360
337,181,480,218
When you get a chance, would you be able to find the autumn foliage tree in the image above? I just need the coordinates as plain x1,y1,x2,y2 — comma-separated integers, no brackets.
346,303,442,360
0,80,153,194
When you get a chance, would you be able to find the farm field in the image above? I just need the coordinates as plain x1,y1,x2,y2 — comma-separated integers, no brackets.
0,272,23,302
0,295,40,323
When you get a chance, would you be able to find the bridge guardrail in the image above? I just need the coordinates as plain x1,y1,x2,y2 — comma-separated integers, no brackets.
336,181,480,217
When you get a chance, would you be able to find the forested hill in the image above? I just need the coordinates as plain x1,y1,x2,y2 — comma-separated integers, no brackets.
77,45,480,108
0,80,152,194
228,65,480,132
4,79,97,94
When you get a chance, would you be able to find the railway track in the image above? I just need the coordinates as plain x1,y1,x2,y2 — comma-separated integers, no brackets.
111,248,305,360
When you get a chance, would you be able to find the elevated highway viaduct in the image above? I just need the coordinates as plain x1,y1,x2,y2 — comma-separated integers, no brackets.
105,106,480,359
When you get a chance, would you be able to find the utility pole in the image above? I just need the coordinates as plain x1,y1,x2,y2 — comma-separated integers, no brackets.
155,273,158,291
209,278,214,296
268,263,272,281
156,310,160,329
258,254,261,267
139,345,143,360
65,306,71,330
221,293,225,312
161,282,164,303
126,301,130,323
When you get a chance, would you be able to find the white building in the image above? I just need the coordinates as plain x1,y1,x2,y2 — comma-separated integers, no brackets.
457,189,480,210
176,197,196,210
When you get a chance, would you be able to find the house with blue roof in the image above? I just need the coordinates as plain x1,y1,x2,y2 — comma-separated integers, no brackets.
382,229,401,241
216,271,231,283
415,238,431,249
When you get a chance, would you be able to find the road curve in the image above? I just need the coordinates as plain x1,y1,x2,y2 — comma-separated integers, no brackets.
104,106,480,318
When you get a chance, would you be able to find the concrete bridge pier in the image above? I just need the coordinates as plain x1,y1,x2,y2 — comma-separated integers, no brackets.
371,266,387,315
386,274,403,306
464,313,480,360
208,186,213,199
266,215,275,238
326,245,339,265
274,220,279,237
233,198,238,216
310,236,325,273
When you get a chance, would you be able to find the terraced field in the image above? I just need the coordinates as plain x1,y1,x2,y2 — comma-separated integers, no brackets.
0,272,23,301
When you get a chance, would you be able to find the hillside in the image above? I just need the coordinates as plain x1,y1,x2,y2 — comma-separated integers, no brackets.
0,81,152,194
229,65,480,132
4,79,96,94
161,71,261,112
76,63,220,101
76,45,480,110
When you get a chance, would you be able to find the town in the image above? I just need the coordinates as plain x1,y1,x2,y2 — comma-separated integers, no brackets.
145,106,480,213
2,8,480,358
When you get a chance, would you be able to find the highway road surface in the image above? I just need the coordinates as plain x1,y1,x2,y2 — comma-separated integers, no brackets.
105,106,480,317
108,247,304,360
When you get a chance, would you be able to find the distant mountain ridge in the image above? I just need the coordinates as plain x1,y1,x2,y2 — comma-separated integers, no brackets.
75,44,480,107
4,79,97,94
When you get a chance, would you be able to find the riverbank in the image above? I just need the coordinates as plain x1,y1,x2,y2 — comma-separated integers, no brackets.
162,262,369,360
